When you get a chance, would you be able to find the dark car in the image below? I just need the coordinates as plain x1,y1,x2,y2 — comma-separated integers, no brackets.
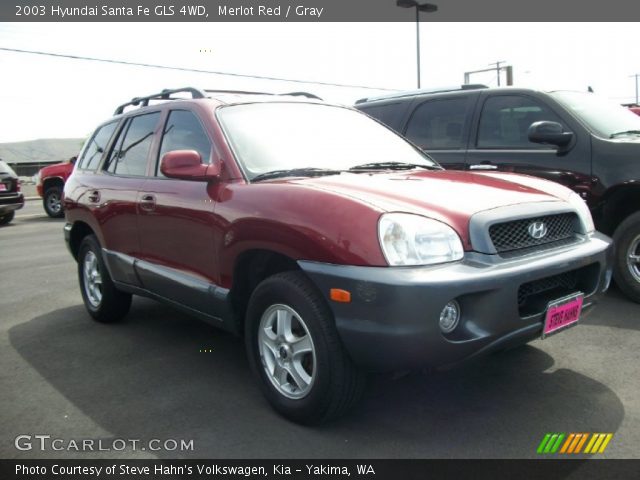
63,87,612,423
0,160,24,225
356,86,640,302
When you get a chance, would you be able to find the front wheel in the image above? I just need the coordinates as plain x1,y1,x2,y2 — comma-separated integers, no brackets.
43,186,64,218
613,211,640,303
245,271,365,424
78,235,132,322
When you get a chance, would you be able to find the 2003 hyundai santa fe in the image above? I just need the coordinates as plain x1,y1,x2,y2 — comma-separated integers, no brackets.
63,87,613,423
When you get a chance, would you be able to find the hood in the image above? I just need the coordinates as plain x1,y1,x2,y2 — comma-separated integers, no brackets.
284,170,572,250
293,169,568,218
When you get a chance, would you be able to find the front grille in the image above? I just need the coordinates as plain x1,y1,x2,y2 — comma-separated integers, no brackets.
489,213,578,253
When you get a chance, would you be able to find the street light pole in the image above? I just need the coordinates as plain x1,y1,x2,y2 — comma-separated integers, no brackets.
397,0,438,89
489,60,506,87
631,74,639,104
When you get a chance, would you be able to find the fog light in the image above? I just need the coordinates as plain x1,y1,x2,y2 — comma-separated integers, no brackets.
439,301,460,333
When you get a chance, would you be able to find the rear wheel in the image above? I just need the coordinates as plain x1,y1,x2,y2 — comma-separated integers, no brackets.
43,186,64,218
78,235,131,322
0,211,15,225
613,212,640,303
245,271,365,424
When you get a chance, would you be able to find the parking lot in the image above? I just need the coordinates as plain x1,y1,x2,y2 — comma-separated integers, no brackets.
1,200,639,459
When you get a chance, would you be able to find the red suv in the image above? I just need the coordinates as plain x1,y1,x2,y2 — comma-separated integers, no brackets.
35,158,76,218
64,88,613,423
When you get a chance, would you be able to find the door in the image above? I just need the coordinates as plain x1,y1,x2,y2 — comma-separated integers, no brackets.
402,94,477,169
136,109,225,317
466,93,593,196
92,112,161,275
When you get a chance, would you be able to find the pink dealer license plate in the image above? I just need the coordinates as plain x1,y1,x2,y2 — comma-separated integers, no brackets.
542,293,584,338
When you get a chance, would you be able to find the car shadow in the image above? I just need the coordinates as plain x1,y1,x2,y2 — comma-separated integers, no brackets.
580,284,640,332
8,300,625,459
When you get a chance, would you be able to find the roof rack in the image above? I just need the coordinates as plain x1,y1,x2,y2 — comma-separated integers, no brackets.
114,87,324,115
355,84,488,104
114,87,206,115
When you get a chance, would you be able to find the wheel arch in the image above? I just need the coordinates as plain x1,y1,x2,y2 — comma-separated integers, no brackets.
597,184,640,236
68,221,96,260
42,176,65,192
229,249,303,334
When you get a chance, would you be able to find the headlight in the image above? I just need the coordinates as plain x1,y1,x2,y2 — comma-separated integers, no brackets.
567,192,594,234
32,171,41,185
378,213,464,266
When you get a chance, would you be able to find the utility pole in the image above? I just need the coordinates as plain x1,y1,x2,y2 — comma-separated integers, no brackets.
396,1,438,89
489,60,506,86
631,74,639,104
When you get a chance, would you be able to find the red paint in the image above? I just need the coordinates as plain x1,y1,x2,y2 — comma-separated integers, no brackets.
64,97,574,290
36,160,75,197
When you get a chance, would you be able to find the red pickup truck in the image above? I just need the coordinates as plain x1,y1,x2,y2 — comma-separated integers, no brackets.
63,88,613,423
34,158,76,217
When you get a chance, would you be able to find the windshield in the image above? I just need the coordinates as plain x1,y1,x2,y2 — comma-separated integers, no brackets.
217,102,437,180
550,91,640,138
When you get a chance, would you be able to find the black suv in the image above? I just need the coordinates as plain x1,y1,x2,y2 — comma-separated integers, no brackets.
356,86,640,302
0,160,24,225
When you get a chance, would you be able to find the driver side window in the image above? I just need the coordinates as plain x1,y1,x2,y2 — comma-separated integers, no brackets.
477,95,565,149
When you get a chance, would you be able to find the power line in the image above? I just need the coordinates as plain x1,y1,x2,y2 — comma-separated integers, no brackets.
0,46,398,92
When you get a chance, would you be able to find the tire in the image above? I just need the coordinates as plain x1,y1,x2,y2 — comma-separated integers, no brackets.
613,211,640,303
0,211,14,225
245,271,365,424
43,186,64,218
78,235,132,323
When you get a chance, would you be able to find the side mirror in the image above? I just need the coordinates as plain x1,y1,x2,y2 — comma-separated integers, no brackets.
528,121,574,148
160,150,220,181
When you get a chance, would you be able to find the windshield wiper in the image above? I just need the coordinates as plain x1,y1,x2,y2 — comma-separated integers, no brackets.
251,167,343,182
349,161,442,171
610,130,640,138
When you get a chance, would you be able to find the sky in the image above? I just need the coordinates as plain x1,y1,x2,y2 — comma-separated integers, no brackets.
0,22,638,143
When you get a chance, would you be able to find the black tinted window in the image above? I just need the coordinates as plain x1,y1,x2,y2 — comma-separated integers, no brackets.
405,98,469,149
78,121,118,170
157,110,212,176
105,112,160,176
359,102,406,133
477,95,565,148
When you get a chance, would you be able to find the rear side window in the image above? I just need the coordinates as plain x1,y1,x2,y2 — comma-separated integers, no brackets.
157,110,212,176
405,98,470,149
477,95,565,148
105,112,160,176
358,102,406,132
78,121,118,171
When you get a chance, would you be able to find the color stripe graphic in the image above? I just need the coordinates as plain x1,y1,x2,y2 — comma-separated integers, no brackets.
537,433,613,454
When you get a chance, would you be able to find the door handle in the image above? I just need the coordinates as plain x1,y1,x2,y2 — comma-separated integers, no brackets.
87,190,100,203
139,193,156,211
469,164,498,171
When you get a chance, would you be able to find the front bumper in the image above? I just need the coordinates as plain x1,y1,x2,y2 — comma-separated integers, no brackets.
0,193,24,214
299,232,613,371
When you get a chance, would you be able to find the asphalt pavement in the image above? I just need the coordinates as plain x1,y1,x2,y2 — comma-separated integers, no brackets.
1,201,639,460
